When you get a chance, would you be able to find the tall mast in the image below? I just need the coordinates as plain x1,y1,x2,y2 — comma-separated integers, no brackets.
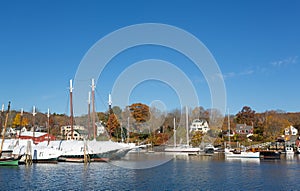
91,78,96,139
0,104,4,137
87,91,91,139
127,117,130,144
228,109,230,147
47,108,50,145
69,79,74,140
0,101,11,156
173,117,176,147
120,121,124,143
108,93,113,139
186,106,189,146
19,108,23,137
32,106,36,144
108,93,112,111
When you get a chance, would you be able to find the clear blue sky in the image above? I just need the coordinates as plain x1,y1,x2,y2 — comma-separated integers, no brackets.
0,0,299,115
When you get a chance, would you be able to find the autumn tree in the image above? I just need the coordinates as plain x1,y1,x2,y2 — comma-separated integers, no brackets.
12,113,29,128
191,131,203,147
265,114,290,141
106,113,120,139
129,103,150,123
235,106,255,125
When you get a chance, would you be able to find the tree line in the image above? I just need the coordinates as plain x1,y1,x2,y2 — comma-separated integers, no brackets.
2,104,300,145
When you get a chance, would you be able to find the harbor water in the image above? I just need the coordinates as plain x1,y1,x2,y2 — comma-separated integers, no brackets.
1,152,300,190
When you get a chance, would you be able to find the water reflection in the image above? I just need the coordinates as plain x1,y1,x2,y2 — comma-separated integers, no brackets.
110,152,173,169
285,153,294,160
225,158,260,164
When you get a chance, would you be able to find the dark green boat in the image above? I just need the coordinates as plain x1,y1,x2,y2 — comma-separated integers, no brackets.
0,158,19,166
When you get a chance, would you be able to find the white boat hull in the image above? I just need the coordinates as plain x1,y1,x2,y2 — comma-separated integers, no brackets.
165,146,200,153
13,139,62,163
225,148,260,158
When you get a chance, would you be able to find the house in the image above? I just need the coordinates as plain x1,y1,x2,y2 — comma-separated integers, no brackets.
284,126,298,136
15,127,27,136
61,125,86,137
190,119,210,133
35,126,47,132
2,127,17,137
65,129,88,140
235,124,253,135
96,122,106,136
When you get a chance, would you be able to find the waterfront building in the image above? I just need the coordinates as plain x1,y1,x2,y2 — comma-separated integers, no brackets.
65,129,88,140
190,119,210,133
284,126,298,136
17,131,56,144
235,124,253,135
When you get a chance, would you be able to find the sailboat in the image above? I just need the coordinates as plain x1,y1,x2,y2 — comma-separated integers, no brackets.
164,106,200,154
0,102,19,166
55,79,132,162
224,110,259,159
13,107,62,164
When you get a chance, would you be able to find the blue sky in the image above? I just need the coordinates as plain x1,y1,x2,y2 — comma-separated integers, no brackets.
0,0,299,115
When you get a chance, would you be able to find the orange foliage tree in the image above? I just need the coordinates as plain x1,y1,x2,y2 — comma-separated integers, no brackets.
106,113,120,139
129,103,150,123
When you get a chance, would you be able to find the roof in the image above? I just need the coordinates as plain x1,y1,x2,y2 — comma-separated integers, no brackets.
66,129,88,135
236,124,253,130
19,131,47,138
191,119,208,124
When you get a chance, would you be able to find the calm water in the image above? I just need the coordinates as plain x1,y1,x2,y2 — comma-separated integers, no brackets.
1,153,300,190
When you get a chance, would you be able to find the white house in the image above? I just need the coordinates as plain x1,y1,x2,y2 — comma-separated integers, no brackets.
65,129,87,140
190,119,210,133
1,127,16,136
96,122,106,136
285,126,298,136
61,125,86,136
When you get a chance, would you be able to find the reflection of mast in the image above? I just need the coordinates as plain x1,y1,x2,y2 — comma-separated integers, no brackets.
91,79,96,139
69,79,74,140
87,92,91,139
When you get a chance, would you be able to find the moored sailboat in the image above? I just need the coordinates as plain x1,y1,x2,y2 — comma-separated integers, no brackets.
0,102,19,166
224,110,259,159
165,107,200,154
55,79,132,163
